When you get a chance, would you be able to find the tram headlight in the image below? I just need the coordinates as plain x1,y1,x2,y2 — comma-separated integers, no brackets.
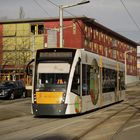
61,93,66,104
34,94,37,102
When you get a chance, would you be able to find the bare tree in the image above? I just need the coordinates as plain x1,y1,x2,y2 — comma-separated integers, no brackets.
19,6,25,19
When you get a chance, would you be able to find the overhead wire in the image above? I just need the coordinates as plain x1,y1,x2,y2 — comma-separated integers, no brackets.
46,0,77,17
46,0,59,8
120,0,140,32
46,0,87,37
33,0,78,20
33,0,51,17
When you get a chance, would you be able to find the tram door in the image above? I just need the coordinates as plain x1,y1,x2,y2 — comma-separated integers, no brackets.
82,64,90,112
118,71,125,100
81,59,99,112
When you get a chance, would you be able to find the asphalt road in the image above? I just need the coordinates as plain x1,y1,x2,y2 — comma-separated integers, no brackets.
0,85,140,140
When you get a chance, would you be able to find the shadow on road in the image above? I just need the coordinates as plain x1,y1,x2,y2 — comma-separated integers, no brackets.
33,134,74,140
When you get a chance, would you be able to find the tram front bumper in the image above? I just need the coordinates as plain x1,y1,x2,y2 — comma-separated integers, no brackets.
32,103,67,116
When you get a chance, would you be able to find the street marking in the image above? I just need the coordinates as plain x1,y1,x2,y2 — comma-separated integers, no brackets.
123,123,140,131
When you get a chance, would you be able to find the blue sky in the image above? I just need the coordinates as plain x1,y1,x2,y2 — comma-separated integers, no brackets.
0,0,140,42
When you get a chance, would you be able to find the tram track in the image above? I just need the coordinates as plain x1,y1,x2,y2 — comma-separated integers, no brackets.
111,96,140,140
0,115,59,137
77,98,140,140
0,98,31,121
29,99,140,140
1,91,140,140
111,109,139,140
0,98,30,105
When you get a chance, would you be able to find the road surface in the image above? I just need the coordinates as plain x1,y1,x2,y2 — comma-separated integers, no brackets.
0,85,140,140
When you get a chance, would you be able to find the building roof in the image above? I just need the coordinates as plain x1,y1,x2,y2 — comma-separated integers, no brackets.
80,17,139,47
0,16,139,46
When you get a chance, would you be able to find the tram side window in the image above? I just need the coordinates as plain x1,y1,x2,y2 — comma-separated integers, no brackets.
82,64,90,96
102,68,117,93
119,71,125,90
71,63,80,95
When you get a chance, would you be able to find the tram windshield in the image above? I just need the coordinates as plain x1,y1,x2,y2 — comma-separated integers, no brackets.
36,63,70,92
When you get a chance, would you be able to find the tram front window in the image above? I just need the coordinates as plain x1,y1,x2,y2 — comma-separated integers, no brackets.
36,73,68,92
36,63,70,92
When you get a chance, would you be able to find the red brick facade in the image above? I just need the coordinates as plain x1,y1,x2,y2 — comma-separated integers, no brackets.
0,24,3,65
0,17,138,76
44,17,138,76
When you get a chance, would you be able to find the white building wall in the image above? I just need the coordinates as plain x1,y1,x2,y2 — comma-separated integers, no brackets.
127,46,140,86
126,75,139,85
137,46,140,68
137,46,140,54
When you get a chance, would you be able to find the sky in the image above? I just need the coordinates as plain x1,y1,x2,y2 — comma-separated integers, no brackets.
0,0,140,43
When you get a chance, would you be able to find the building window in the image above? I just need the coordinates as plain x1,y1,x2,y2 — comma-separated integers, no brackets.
109,37,112,42
99,45,102,53
113,49,116,59
128,55,132,63
31,24,44,35
94,43,97,52
38,25,44,34
88,27,90,38
90,28,93,33
93,30,96,39
124,44,126,50
105,47,108,57
31,25,36,34
112,38,117,47
103,33,105,42
96,30,98,37
85,26,88,32
130,65,132,73
84,39,88,47
127,45,130,50
98,32,101,41
73,22,76,34
106,35,108,40
126,54,129,60
101,32,103,38
89,42,93,50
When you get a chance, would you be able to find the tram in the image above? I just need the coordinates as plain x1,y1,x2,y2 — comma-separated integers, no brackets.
26,48,125,116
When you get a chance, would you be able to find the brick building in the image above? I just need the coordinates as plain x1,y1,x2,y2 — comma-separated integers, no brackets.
0,17,138,83
137,46,140,76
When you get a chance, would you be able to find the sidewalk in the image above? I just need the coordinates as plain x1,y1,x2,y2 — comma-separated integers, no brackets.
126,83,140,92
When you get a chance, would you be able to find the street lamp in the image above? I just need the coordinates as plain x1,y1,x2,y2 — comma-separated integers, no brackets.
124,50,133,86
59,0,90,48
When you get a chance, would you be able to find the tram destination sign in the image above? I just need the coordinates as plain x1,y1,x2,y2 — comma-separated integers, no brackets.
39,52,73,60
